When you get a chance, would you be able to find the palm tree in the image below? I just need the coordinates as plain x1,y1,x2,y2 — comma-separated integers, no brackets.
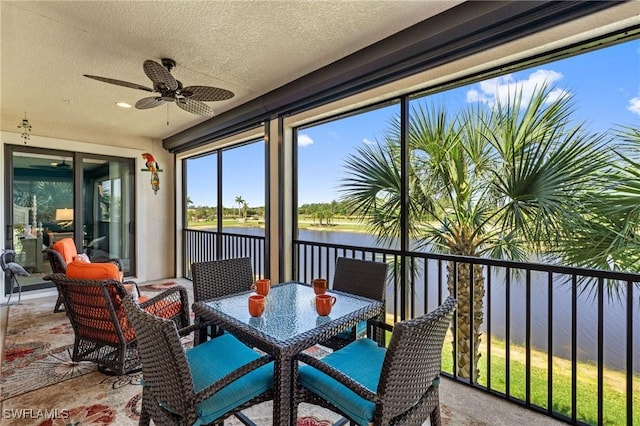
235,196,245,219
339,84,616,380
241,200,248,221
559,125,640,274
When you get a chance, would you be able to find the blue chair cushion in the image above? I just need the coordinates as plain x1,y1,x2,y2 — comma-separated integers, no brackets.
298,338,386,426
186,333,274,425
334,320,367,341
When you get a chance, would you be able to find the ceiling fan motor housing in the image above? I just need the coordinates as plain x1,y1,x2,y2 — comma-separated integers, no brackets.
161,58,176,71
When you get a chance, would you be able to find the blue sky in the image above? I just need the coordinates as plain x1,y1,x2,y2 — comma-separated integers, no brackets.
187,38,640,208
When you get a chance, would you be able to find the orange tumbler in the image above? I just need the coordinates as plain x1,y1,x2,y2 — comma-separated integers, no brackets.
312,278,328,295
248,294,266,317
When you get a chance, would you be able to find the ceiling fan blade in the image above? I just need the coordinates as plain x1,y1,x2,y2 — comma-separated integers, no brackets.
84,75,153,92
143,60,178,91
135,97,166,110
177,98,214,116
183,85,235,101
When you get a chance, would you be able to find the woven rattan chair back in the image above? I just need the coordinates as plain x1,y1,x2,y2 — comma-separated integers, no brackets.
123,295,197,425
375,296,457,425
43,248,68,273
324,257,388,348
191,257,254,302
43,248,68,312
332,257,388,301
191,257,255,344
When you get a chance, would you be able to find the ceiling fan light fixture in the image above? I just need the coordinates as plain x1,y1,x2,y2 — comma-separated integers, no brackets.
85,58,234,116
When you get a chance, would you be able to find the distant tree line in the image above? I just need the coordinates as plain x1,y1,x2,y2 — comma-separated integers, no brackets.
298,200,355,226
186,198,356,226
186,198,265,223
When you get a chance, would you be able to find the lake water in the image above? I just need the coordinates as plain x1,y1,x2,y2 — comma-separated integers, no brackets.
224,226,639,373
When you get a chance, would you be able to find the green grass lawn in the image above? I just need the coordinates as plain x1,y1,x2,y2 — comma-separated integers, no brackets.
439,336,640,425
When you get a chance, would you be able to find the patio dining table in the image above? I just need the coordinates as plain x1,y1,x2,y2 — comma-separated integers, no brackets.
192,281,384,426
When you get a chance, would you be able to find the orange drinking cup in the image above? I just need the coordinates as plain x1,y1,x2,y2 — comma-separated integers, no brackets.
312,278,328,295
315,294,337,316
251,278,270,296
248,294,266,317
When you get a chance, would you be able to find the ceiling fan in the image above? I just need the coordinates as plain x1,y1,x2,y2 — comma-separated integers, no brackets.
30,159,71,170
84,58,234,116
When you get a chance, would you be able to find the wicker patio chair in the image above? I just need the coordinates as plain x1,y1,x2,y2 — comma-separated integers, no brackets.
44,237,125,313
191,257,254,344
322,257,388,350
123,295,274,426
295,297,457,426
44,273,189,375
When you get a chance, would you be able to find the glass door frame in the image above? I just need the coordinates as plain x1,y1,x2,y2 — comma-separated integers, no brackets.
3,144,136,295
81,154,136,275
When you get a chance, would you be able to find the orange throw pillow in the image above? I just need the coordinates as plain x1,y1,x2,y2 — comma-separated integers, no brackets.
52,238,78,265
66,260,124,281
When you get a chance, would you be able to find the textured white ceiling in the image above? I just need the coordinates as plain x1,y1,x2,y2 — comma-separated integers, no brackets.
0,1,461,147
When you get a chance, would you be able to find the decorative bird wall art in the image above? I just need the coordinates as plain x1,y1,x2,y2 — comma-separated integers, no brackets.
141,153,162,194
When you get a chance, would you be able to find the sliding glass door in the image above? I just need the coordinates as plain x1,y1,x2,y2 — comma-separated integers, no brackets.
82,157,134,273
9,151,73,288
3,146,135,296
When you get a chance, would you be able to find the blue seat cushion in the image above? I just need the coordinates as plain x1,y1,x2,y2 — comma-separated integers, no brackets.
299,338,386,426
186,333,274,425
334,320,367,341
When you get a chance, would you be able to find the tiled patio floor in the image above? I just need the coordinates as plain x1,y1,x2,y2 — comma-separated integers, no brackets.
439,377,561,425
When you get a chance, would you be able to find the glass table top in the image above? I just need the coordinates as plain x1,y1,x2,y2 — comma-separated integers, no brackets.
201,282,377,342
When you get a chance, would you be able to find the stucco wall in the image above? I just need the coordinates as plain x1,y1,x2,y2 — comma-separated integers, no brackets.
1,131,175,301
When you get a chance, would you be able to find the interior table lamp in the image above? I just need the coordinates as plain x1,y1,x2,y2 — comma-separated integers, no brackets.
55,208,74,228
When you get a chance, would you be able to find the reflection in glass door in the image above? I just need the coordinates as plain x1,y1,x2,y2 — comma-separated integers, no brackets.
8,151,74,292
82,158,134,273
4,146,135,297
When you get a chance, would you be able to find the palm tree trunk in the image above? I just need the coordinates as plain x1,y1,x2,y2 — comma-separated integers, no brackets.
447,261,484,382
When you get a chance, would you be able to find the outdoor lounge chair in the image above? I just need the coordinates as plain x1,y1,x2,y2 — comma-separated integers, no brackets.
123,295,274,426
295,297,457,426
44,237,126,313
45,272,189,375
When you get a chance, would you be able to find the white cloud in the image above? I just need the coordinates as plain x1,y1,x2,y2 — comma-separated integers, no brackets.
362,138,375,145
466,69,568,108
298,134,314,147
466,89,483,103
627,96,640,115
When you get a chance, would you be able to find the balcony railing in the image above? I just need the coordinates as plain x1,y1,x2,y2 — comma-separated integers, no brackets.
184,229,638,425
183,229,266,279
